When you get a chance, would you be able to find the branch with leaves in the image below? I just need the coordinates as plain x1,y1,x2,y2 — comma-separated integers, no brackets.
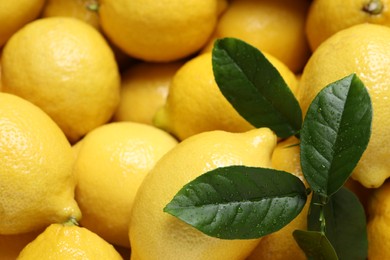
164,38,372,260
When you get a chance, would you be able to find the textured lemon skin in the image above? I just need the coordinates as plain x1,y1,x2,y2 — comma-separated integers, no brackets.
367,182,390,259
0,0,45,47
113,61,183,125
154,52,298,141
42,0,100,30
0,230,41,259
74,122,178,247
247,136,307,260
99,0,219,62
1,17,120,143
298,23,390,188
0,93,81,235
306,0,390,51
202,0,311,73
129,128,277,260
17,224,123,259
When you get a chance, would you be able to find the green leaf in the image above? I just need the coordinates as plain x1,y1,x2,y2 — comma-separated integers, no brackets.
164,166,307,239
300,74,372,197
308,187,368,260
293,230,338,260
212,37,302,138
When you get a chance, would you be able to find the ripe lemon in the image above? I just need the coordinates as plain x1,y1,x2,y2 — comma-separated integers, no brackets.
113,61,183,125
129,128,277,260
298,23,390,188
17,223,122,259
42,0,100,30
0,93,81,234
99,0,219,62
306,0,390,51
0,0,45,47
367,181,390,259
73,122,178,247
154,52,298,141
0,231,41,259
202,0,311,73
1,17,120,143
247,136,307,260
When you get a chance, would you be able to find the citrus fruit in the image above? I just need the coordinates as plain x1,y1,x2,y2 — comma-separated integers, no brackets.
154,52,298,141
0,231,41,259
99,0,219,62
202,0,311,73
1,17,120,143
298,23,390,188
129,128,277,260
42,0,100,30
306,0,390,51
113,61,183,125
367,181,390,259
0,93,81,234
17,223,122,259
73,122,178,247
247,136,307,260
0,0,45,47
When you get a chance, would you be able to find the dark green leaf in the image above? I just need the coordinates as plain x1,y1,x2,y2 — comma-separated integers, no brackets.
164,166,307,239
293,230,338,260
212,38,302,138
300,74,372,196
308,187,368,260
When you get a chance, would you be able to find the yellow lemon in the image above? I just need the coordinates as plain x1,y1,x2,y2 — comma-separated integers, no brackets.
129,128,277,260
113,61,183,125
247,136,307,260
0,0,45,47
298,23,390,188
0,93,81,234
1,17,120,143
306,0,390,51
42,0,100,30
99,0,219,62
202,0,311,73
73,122,178,247
154,52,298,141
367,181,390,259
17,223,122,259
0,231,41,260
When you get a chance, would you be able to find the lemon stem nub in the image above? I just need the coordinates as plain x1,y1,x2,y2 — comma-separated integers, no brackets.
86,1,99,12
363,0,384,15
63,217,80,226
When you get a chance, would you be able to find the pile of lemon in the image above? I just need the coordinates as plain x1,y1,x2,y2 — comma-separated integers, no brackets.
0,0,389,259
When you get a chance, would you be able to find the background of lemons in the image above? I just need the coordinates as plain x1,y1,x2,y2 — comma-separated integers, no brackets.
0,0,389,258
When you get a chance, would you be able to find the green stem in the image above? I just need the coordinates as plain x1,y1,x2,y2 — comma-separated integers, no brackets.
319,206,326,234
63,216,80,226
363,0,384,15
86,0,99,12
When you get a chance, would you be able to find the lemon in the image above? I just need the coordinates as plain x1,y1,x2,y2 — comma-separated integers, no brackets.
202,0,311,73
0,231,41,260
113,61,183,125
17,223,122,259
298,23,390,188
0,93,81,234
154,52,298,141
367,181,390,259
42,0,100,30
99,0,219,62
247,136,307,260
306,0,390,51
129,128,277,260
0,0,45,47
73,122,178,248
1,17,120,143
